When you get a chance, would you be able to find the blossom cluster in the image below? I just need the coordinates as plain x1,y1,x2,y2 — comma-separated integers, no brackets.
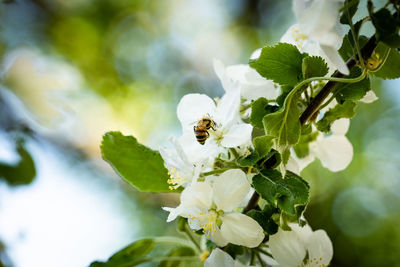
157,0,383,266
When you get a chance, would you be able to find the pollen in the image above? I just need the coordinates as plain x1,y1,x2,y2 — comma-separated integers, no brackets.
291,27,308,50
166,166,183,190
199,250,210,262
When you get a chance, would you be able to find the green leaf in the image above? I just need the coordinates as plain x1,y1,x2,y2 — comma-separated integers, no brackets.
237,136,274,167
101,131,172,193
316,101,357,133
90,239,155,267
252,170,309,216
253,135,274,158
372,43,400,79
276,85,294,107
339,34,369,62
250,98,279,129
158,247,196,267
247,205,279,235
0,140,36,186
263,91,301,148
369,6,400,48
293,131,319,158
333,67,370,103
250,43,305,86
302,56,329,79
340,0,360,25
257,149,282,170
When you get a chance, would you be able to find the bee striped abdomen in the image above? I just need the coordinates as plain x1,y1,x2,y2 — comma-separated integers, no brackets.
194,126,209,145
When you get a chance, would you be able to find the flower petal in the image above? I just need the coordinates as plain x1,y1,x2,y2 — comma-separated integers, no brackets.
220,213,264,248
177,94,216,131
214,82,241,125
204,248,235,267
320,45,349,75
331,118,350,135
220,123,253,148
181,182,213,209
359,90,378,103
312,135,353,172
211,227,228,247
305,230,333,267
269,228,306,267
213,169,251,212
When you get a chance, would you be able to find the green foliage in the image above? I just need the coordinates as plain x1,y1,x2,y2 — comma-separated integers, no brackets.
236,136,274,167
0,140,36,186
90,239,155,267
368,5,400,48
302,56,329,79
339,34,369,62
247,205,279,235
333,67,370,103
276,85,294,107
159,247,196,267
372,43,400,79
101,131,172,193
253,136,274,159
316,101,357,133
340,0,360,25
252,170,309,218
263,91,301,148
293,131,319,158
250,98,279,129
90,238,197,267
250,43,305,86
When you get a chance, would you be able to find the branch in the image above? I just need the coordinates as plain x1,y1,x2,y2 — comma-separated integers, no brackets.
243,191,260,213
299,35,377,125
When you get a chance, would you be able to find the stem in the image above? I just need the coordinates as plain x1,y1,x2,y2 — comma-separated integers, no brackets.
256,248,273,257
142,255,200,262
250,250,257,266
200,168,231,177
183,225,201,252
347,8,365,69
243,191,260,213
256,252,267,267
300,35,377,125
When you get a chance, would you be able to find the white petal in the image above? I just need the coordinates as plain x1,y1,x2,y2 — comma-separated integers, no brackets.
220,213,264,248
250,48,261,60
289,152,316,173
305,230,333,267
180,182,213,209
177,94,216,131
204,248,234,267
213,169,250,212
359,90,378,103
211,227,228,247
214,82,241,125
312,135,353,172
320,45,349,75
269,228,306,267
290,223,314,242
213,59,230,92
221,123,253,148
162,206,183,222
331,118,350,135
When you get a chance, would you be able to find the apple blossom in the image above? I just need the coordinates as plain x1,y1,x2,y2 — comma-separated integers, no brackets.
163,169,264,248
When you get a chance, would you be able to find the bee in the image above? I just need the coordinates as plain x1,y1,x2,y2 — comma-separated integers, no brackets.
194,116,216,145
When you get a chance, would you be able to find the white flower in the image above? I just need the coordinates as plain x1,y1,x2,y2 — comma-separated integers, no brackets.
204,248,248,267
213,59,280,101
359,90,378,103
288,118,353,173
281,0,349,75
159,134,215,189
267,223,333,267
163,169,264,248
177,84,253,149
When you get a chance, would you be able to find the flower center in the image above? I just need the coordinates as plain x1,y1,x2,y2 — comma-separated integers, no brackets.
166,166,182,190
291,26,308,50
188,209,224,238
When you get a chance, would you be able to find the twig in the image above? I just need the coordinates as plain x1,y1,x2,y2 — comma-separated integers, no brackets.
299,35,377,125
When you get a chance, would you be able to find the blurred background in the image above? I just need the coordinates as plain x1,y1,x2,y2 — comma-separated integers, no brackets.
0,0,399,266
